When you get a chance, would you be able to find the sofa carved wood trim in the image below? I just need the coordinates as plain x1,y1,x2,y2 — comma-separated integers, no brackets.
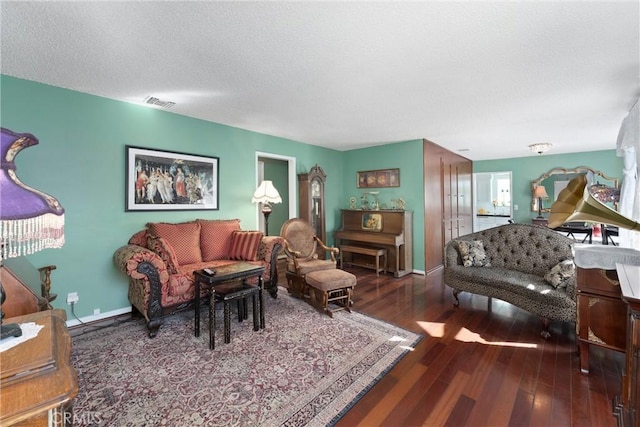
114,219,283,338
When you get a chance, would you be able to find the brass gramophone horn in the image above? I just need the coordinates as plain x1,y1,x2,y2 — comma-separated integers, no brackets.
548,173,640,231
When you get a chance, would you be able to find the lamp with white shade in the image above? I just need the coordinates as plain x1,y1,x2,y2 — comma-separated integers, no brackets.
1,128,65,340
251,180,281,235
533,185,549,219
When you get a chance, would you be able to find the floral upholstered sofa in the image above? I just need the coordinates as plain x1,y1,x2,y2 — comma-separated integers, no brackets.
114,219,284,337
444,223,576,338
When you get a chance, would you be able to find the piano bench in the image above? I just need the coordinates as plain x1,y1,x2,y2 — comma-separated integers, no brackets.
305,270,357,318
340,245,387,277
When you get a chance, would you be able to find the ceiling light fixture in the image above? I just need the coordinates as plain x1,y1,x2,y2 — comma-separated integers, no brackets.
529,143,553,155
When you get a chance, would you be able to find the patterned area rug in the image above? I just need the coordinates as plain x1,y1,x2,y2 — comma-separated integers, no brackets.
71,287,421,426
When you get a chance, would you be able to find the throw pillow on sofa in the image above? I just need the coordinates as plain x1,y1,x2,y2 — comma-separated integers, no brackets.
544,259,575,288
197,219,241,261
456,240,491,267
229,230,264,261
147,221,203,265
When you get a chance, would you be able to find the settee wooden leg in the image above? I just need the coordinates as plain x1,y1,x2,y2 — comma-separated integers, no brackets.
146,319,163,338
266,280,278,299
452,290,461,307
540,317,551,339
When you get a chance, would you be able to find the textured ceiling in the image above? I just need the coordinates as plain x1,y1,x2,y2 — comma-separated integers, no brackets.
1,1,638,161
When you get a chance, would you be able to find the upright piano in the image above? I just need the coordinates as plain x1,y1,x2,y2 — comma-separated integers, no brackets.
334,209,413,277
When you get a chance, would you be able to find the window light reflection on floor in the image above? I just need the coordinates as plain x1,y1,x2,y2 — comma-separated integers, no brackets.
388,335,415,351
416,321,538,349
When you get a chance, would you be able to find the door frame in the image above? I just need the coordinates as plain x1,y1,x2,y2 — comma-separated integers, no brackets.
255,151,297,229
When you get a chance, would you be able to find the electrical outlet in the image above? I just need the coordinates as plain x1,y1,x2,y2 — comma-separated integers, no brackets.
67,292,79,304
93,308,100,316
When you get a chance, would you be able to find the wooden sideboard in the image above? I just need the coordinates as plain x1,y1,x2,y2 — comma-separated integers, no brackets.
0,309,78,426
615,263,640,427
576,266,627,374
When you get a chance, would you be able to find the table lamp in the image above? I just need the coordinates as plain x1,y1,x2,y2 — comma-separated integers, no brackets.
1,128,65,340
251,180,281,235
533,185,549,219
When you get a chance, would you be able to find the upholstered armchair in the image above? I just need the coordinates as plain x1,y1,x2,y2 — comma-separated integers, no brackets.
280,218,338,299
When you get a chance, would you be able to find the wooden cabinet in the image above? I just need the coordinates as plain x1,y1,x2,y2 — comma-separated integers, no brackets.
298,164,326,257
616,263,640,427
576,267,627,374
423,139,472,274
442,155,472,242
0,309,78,426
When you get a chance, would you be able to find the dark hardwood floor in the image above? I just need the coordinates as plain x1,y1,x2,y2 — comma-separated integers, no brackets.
296,266,623,427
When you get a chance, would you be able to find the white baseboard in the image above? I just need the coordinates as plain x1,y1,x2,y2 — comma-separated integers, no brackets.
66,306,132,328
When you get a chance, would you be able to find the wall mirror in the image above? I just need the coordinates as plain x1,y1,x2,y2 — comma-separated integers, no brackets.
531,166,619,213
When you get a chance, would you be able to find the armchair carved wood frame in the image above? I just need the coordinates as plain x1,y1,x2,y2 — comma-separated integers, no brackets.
280,218,338,300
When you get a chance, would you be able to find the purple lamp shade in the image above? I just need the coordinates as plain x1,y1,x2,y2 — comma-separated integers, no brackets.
1,128,65,259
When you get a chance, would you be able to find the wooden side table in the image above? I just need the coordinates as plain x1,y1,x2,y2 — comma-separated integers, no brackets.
615,262,640,427
0,309,78,426
574,245,640,375
212,281,260,349
576,266,627,374
193,263,265,349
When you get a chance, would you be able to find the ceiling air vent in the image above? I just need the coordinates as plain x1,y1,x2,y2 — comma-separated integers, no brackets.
143,96,176,109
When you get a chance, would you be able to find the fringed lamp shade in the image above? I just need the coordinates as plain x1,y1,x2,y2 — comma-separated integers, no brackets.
251,180,282,207
1,128,65,259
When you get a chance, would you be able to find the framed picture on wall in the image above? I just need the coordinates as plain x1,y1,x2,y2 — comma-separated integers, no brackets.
357,168,400,188
361,213,383,231
125,146,219,211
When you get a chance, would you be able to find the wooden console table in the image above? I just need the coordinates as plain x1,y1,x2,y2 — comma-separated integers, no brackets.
0,309,78,426
576,266,627,374
615,262,640,427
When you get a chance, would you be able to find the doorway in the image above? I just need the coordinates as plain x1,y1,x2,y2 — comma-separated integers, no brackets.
255,152,296,236
472,171,513,231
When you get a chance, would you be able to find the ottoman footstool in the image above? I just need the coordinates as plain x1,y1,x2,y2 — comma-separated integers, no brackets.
305,269,357,317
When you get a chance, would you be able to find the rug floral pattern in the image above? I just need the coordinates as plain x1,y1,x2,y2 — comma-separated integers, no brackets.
71,287,421,426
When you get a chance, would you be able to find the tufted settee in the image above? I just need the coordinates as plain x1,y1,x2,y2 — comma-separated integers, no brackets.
444,223,576,338
114,219,284,337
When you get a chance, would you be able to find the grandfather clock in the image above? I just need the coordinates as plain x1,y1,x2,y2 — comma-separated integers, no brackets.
298,164,326,256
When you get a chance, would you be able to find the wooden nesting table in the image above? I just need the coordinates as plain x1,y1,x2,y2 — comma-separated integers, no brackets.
193,262,265,349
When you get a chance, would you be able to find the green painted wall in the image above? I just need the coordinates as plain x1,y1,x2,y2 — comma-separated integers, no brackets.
1,74,625,319
474,151,624,223
341,140,425,272
0,75,343,319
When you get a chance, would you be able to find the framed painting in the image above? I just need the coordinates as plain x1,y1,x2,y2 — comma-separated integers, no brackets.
126,146,219,211
357,168,400,188
362,213,383,231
